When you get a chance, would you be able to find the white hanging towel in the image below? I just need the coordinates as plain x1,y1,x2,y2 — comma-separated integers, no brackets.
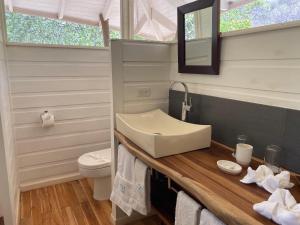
130,158,151,215
110,145,135,216
199,209,226,225
175,191,202,225
254,189,300,225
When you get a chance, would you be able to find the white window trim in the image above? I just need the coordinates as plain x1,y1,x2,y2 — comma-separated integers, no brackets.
5,42,110,50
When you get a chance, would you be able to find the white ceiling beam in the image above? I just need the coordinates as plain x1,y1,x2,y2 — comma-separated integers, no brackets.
152,9,176,31
58,0,66,19
102,0,114,20
139,0,163,41
6,0,14,12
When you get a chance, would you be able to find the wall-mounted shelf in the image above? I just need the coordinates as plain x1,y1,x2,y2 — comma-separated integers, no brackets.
114,129,300,225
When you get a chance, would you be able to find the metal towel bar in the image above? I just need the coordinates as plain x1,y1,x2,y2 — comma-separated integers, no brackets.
167,177,179,194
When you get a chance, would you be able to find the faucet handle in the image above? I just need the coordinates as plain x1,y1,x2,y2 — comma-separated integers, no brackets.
186,97,192,111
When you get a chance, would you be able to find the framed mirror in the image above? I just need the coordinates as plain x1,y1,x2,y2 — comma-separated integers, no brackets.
178,0,220,75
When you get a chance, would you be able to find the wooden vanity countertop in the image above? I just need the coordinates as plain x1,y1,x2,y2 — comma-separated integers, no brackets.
114,130,300,225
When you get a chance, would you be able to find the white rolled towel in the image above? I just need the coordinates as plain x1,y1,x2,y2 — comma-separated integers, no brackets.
254,189,300,225
240,165,294,193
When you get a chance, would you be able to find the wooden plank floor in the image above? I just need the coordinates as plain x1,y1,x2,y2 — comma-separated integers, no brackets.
20,179,161,225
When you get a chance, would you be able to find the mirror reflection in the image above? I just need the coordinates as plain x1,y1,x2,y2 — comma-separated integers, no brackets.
184,7,212,66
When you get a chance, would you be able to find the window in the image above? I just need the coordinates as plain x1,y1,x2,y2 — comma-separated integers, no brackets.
4,0,300,45
220,0,300,33
5,12,120,47
132,0,188,41
184,13,196,40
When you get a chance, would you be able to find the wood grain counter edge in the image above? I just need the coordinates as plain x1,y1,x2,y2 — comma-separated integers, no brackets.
114,130,265,225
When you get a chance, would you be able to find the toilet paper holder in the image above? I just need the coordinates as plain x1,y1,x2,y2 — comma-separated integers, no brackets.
40,110,55,128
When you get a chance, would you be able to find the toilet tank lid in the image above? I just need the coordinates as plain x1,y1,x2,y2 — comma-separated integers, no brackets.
78,148,111,169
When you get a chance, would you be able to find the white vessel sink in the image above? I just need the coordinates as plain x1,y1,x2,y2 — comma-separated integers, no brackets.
116,109,211,158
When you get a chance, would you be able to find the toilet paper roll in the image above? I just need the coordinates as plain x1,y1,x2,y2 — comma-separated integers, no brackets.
41,111,55,128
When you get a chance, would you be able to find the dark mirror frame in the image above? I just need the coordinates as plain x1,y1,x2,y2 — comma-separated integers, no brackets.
178,0,220,75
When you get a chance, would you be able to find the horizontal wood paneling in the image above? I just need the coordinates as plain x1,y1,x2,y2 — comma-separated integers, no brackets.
16,129,110,155
112,41,170,124
124,82,169,102
6,45,111,62
6,45,112,189
18,142,110,168
221,27,300,61
19,159,79,182
124,101,169,114
15,117,110,140
12,91,111,109
123,62,170,82
8,62,111,77
170,26,300,110
122,41,170,62
13,104,110,125
170,59,300,93
10,78,111,93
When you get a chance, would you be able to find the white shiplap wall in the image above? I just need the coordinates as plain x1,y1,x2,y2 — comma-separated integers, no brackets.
6,45,112,190
0,3,19,224
113,40,170,114
170,26,300,110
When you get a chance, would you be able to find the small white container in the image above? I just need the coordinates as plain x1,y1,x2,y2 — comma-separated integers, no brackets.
235,143,253,166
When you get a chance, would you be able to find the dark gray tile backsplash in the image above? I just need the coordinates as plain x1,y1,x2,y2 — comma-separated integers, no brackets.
169,90,300,173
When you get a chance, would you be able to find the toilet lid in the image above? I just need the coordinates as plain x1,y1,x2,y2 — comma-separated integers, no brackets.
78,148,111,170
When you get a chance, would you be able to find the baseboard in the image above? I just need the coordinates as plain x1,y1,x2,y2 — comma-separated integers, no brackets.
20,172,82,191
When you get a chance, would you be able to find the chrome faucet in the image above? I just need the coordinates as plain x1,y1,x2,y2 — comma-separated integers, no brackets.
169,81,192,121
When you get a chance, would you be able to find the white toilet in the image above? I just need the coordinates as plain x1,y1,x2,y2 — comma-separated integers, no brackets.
78,148,111,200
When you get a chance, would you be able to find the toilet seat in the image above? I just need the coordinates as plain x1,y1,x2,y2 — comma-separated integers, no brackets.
78,148,111,170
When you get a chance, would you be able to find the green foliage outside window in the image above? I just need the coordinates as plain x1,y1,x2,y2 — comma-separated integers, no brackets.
5,12,120,47
184,13,196,40
220,0,265,32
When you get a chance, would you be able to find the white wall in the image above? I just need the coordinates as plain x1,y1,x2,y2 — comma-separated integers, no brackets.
111,40,170,115
0,2,19,224
6,45,112,190
170,26,300,110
